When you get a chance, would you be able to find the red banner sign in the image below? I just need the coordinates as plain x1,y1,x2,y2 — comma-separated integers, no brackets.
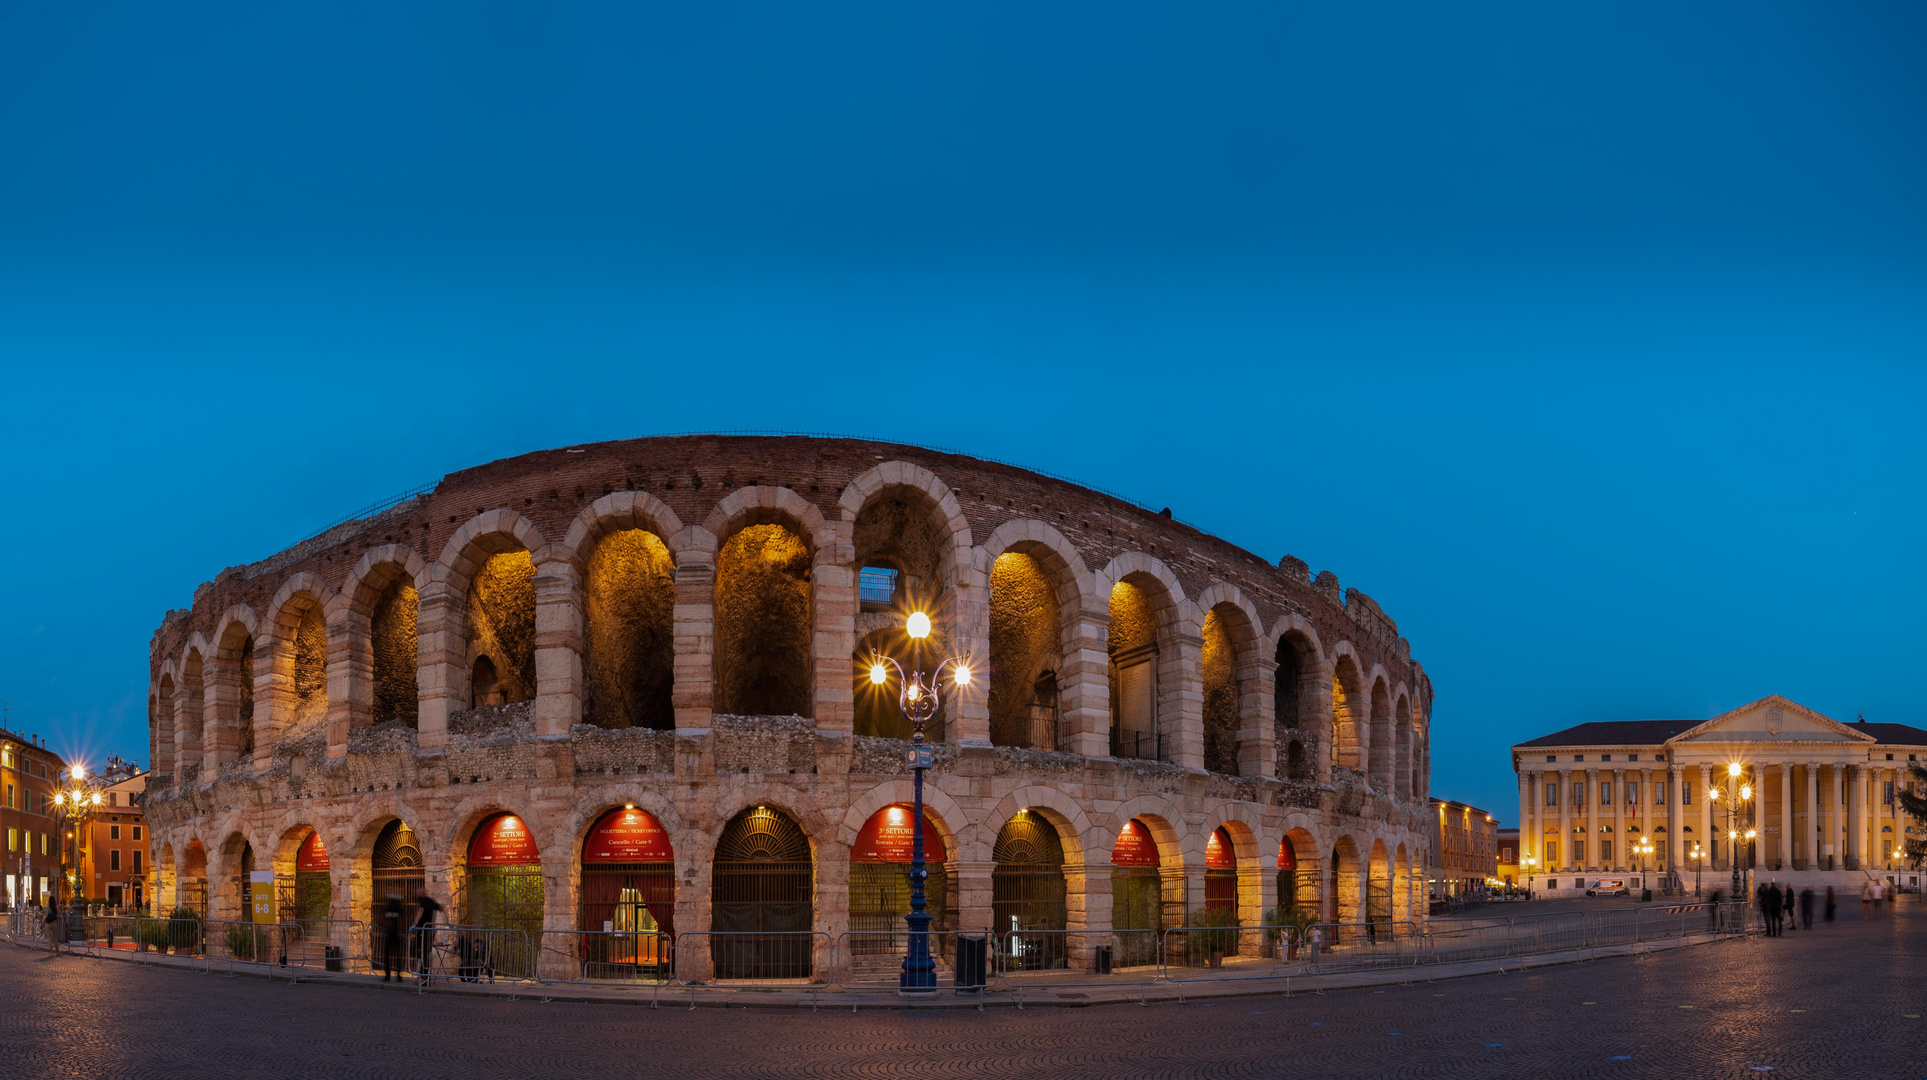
583,807,674,864
296,832,330,873
852,804,948,864
468,812,542,866
1205,827,1235,869
1278,835,1296,872
1111,819,1160,867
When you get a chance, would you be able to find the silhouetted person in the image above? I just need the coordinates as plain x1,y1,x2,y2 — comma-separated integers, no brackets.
1756,882,1776,936
412,893,445,982
1799,886,1814,930
42,897,60,953
379,897,404,981
1781,883,1796,932
1708,889,1723,930
1824,886,1836,924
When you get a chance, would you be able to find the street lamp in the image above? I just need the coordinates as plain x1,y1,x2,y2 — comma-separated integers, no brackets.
1689,842,1704,897
866,610,971,995
1711,763,1755,900
1633,836,1654,894
1522,854,1538,899
50,763,103,906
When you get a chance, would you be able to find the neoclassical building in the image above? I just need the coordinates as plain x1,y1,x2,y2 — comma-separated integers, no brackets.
143,435,1435,975
1511,695,1926,891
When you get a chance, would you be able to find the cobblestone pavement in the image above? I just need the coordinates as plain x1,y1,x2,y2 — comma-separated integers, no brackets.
3,906,1921,1079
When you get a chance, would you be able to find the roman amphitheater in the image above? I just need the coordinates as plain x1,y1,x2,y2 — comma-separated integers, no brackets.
143,434,1434,978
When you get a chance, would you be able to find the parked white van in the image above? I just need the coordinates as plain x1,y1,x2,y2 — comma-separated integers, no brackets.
1585,878,1629,897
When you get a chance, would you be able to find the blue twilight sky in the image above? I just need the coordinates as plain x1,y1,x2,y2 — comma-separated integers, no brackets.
1,1,1922,819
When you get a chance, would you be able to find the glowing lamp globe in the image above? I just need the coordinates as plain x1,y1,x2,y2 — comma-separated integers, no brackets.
905,612,932,640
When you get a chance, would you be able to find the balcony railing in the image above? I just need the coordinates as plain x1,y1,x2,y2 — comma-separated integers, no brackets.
1110,729,1161,762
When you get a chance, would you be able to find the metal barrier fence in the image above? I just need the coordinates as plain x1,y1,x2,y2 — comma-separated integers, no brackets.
837,930,961,990
202,919,285,975
279,919,370,976
995,929,1166,984
1307,922,1423,974
673,931,834,988
410,925,541,987
532,929,675,989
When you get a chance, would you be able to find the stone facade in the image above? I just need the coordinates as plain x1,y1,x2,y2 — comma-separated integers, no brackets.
142,435,1435,964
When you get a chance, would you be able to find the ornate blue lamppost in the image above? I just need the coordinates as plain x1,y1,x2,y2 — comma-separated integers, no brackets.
866,610,970,995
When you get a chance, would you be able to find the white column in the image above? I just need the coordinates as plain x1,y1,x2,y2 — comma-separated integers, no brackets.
1666,764,1681,873
1779,763,1793,870
1558,769,1572,871
1848,765,1863,869
1698,765,1713,870
1829,765,1844,870
1640,768,1653,869
1803,763,1818,870
1611,767,1625,870
1584,768,1599,870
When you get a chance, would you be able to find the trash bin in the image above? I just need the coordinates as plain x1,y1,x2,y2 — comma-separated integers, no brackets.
954,935,987,992
324,945,344,973
1091,945,1113,975
1642,888,1652,902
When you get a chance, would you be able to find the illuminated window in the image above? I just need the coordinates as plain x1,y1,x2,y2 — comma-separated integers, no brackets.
859,566,899,610
5,829,13,852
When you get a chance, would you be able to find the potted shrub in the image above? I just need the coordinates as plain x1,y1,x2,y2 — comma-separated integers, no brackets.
1184,907,1238,968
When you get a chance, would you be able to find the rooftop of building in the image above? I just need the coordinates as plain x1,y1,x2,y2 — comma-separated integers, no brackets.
1517,717,1927,748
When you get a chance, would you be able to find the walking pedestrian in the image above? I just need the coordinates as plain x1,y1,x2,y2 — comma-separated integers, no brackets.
1873,880,1886,919
1757,882,1776,936
1781,883,1796,932
1824,885,1837,923
412,893,445,983
1708,888,1724,930
42,896,60,954
379,897,404,981
1859,879,1873,920
1799,885,1814,930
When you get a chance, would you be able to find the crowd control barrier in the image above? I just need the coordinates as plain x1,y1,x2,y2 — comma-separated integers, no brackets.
532,929,675,990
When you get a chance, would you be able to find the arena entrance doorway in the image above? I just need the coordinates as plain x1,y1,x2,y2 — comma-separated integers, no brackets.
711,806,813,980
848,804,950,956
580,806,675,977
993,810,1067,969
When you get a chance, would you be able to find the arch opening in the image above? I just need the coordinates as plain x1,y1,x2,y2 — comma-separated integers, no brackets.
371,577,419,726
467,551,536,707
584,529,675,730
582,806,675,974
711,806,813,979
1106,581,1161,761
180,840,208,919
1200,611,1239,775
1110,818,1164,967
714,525,813,717
852,628,916,739
1332,657,1363,774
849,804,951,956
988,552,1062,750
292,604,328,724
463,812,544,978
293,831,331,929
1204,826,1238,921
370,819,425,928
1368,678,1393,791
993,810,1068,969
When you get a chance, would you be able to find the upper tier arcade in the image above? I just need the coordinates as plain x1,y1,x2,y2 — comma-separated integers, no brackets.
145,434,1432,801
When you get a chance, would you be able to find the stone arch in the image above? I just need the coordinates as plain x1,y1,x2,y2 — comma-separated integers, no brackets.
1393,687,1413,800
1329,834,1362,926
1195,585,1267,778
1199,804,1265,932
982,519,1097,754
838,461,974,582
262,575,334,747
1393,842,1412,923
438,512,546,710
551,785,692,940
1330,646,1364,775
216,830,257,921
579,527,676,730
1368,672,1393,792
179,838,208,918
710,490,820,718
206,610,258,774
839,779,969,860
176,645,207,785
1367,838,1392,928
1097,552,1192,767
342,545,428,732
562,490,689,564
154,668,178,782
710,800,819,978
1282,824,1321,914
157,842,178,913
1269,615,1327,781
985,786,1097,869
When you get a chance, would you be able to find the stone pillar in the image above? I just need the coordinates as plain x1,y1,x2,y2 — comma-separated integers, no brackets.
172,677,202,783
670,547,716,732
1165,628,1206,771
951,860,995,935
1640,768,1653,871
1239,654,1277,779
1517,771,1531,871
1779,763,1793,871
531,556,582,739
1611,768,1625,870
1803,763,1819,870
943,557,991,747
1829,765,1844,870
1557,769,1572,871
1584,769,1598,870
413,575,464,756
1060,592,1111,759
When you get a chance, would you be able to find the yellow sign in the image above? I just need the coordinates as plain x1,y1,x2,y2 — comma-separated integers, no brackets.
249,871,275,924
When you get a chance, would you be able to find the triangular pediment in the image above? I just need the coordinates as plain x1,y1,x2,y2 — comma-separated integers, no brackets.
1666,695,1872,746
